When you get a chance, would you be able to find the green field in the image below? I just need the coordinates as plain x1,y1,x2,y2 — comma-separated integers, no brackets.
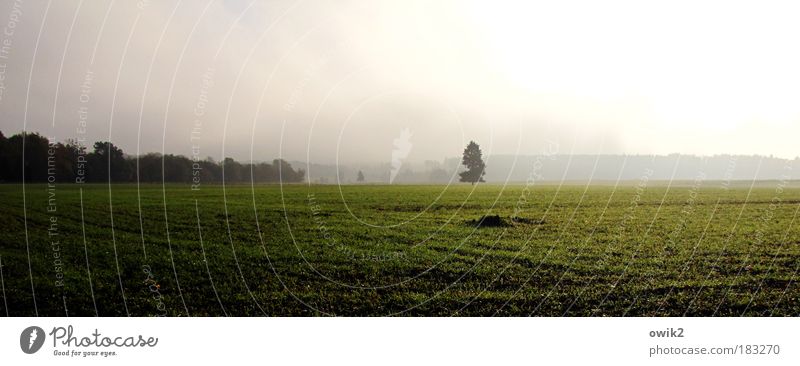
0,183,798,316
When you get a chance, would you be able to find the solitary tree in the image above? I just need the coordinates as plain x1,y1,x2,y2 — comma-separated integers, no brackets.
458,141,486,185
357,170,365,182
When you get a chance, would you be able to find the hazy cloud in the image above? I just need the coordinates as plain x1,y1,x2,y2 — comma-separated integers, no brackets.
1,0,799,164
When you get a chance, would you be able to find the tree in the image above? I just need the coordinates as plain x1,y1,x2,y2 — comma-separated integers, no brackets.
0,130,306,184
53,140,81,183
272,159,304,183
357,170,365,182
458,141,485,185
0,131,7,181
5,132,50,182
89,141,130,182
222,157,243,182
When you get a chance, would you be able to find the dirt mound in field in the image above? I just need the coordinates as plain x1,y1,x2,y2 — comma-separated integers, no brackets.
466,215,510,228
466,215,546,228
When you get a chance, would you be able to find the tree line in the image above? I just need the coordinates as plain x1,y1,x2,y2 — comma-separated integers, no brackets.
0,131,305,183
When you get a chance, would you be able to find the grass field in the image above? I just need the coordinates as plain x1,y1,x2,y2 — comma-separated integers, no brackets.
0,183,798,316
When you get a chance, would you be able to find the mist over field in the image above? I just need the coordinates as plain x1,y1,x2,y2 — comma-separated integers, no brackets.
298,154,797,184
2,0,800,165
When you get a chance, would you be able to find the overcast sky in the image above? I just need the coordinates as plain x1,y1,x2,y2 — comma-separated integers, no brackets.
1,0,799,164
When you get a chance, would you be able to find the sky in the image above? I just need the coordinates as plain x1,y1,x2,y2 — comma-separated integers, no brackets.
1,0,799,164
